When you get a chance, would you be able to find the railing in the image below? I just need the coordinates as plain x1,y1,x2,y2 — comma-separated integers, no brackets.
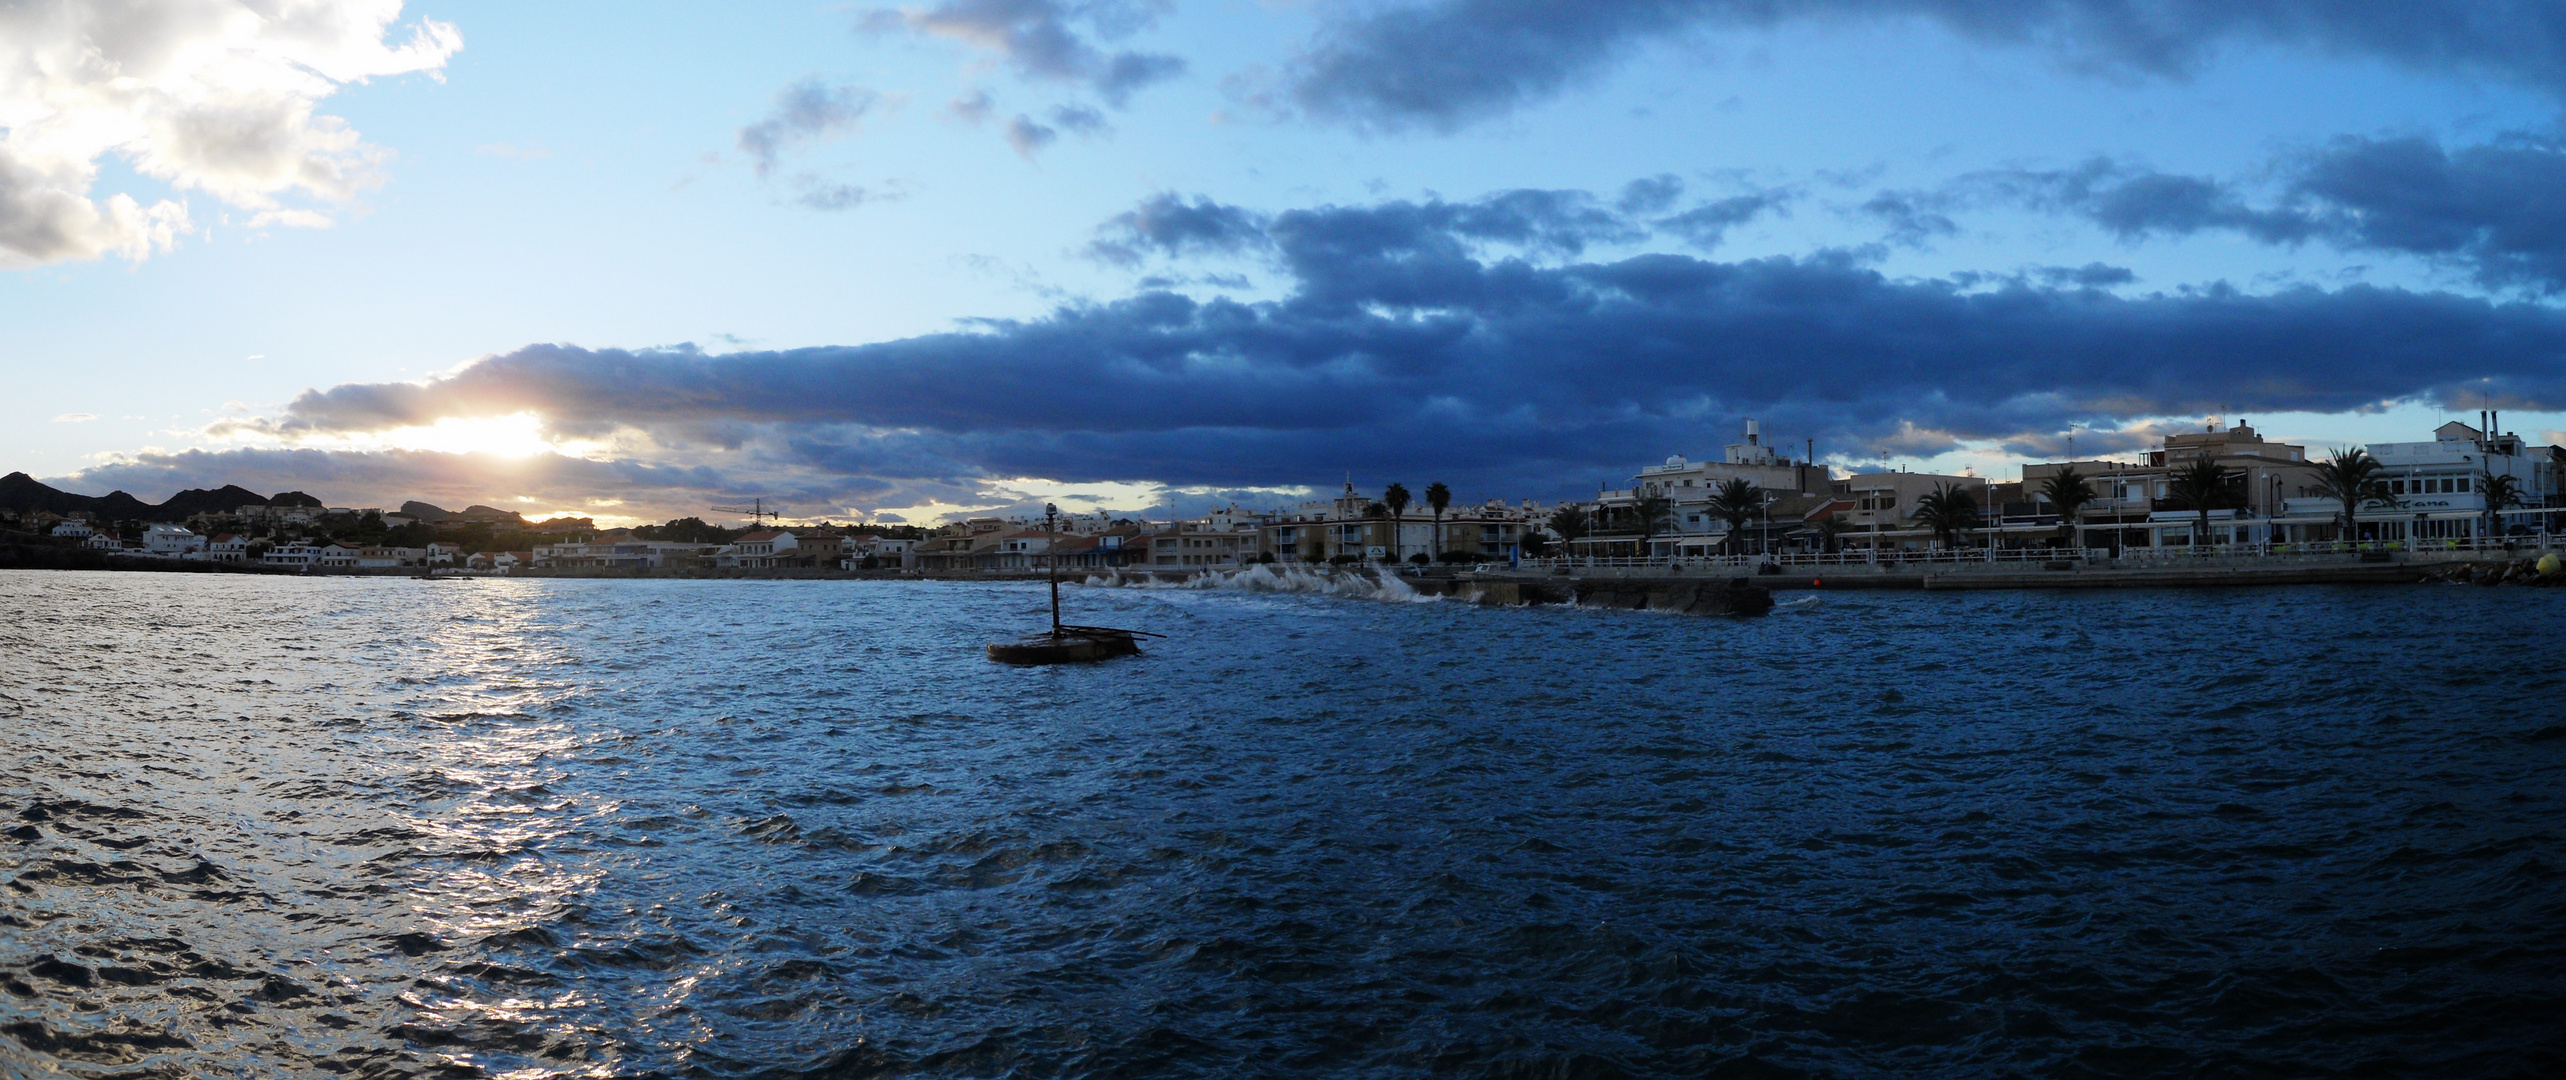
1525,533,2559,573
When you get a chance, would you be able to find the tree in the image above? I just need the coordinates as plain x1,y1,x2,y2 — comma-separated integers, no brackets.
1912,484,1979,549
2038,466,2097,549
1626,495,1673,557
1706,478,1764,556
2306,447,2396,545
1547,506,1591,556
1363,499,1393,561
2162,457,2238,548
1424,481,1452,558
1518,530,1552,558
1810,514,1847,554
2481,470,2525,541
1383,482,1412,561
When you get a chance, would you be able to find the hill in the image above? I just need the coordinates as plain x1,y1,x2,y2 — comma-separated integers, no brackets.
0,472,280,523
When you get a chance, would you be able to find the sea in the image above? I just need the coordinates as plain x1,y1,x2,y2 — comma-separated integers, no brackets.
3,568,2562,1078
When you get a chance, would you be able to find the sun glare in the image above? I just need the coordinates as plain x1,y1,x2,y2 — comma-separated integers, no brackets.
375,413,556,458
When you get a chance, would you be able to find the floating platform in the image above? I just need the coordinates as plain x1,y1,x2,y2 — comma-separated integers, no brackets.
986,625,1150,665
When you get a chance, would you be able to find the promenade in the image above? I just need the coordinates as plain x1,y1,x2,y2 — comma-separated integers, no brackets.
1507,536,2566,590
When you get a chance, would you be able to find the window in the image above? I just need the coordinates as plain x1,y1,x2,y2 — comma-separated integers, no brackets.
2459,476,2473,492
2391,480,2404,494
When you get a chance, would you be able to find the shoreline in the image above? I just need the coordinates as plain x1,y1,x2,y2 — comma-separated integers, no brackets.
6,549,2559,593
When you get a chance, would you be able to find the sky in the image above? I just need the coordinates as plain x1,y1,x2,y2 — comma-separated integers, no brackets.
10,0,2566,525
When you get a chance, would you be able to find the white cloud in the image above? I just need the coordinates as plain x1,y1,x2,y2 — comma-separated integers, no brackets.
50,412,96,422
0,0,460,267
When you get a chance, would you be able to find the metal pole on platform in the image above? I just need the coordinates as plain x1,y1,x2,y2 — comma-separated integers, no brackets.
1046,502,1062,634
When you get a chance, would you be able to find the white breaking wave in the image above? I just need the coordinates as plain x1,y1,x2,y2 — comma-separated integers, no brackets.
1083,565,1438,603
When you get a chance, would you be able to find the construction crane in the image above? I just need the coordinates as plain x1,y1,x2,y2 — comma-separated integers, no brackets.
709,498,785,526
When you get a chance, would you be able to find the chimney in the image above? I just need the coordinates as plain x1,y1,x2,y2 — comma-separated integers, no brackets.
1744,418,1760,446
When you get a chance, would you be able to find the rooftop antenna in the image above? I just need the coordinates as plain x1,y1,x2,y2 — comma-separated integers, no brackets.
710,498,784,526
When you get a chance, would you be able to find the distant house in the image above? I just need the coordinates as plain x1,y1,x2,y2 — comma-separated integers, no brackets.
49,521,92,539
141,523,205,558
81,531,125,553
716,530,841,568
319,542,362,567
357,546,425,568
264,542,322,566
206,534,249,563
426,541,462,565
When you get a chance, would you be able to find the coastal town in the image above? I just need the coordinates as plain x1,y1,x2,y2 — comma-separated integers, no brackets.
5,414,2563,576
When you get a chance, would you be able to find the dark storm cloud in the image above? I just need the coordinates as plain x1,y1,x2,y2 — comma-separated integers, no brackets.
240,189,2566,502
737,80,880,177
1282,1,2566,131
869,0,1184,107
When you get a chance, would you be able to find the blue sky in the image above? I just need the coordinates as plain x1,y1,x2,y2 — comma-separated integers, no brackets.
10,1,2566,524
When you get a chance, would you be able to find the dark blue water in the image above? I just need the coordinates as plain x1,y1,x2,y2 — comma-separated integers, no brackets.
4,569,2563,1078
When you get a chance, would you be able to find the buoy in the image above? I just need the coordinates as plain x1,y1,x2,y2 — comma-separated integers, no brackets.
1812,578,1822,587
2539,553,2561,577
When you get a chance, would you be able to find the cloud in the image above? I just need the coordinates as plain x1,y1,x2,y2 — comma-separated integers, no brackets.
51,413,97,423
1278,1,2566,131
1653,191,1790,250
1616,174,1686,215
1084,193,1271,265
1907,135,2566,293
197,186,2566,513
868,0,1184,106
1048,104,1109,135
0,0,460,266
947,90,997,124
738,80,882,177
1005,115,1058,158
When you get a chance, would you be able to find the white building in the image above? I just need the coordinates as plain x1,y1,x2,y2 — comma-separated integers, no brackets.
141,524,205,557
264,542,322,566
49,521,92,539
2275,420,2561,542
1595,421,1833,555
205,534,250,563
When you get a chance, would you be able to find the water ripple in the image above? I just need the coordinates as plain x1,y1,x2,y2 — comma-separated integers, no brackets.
4,571,2564,1076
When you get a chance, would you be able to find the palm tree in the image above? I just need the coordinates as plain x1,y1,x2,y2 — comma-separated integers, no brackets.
1810,513,1847,554
1382,482,1412,561
2162,457,2238,548
1424,481,1452,559
2305,447,2396,545
1626,495,1673,558
1362,500,1391,561
2039,465,2097,549
1912,484,1979,549
1548,505,1592,556
1706,478,1763,556
2481,470,2524,542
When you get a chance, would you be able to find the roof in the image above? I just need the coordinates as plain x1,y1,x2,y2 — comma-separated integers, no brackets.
738,530,785,541
1767,494,1848,521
